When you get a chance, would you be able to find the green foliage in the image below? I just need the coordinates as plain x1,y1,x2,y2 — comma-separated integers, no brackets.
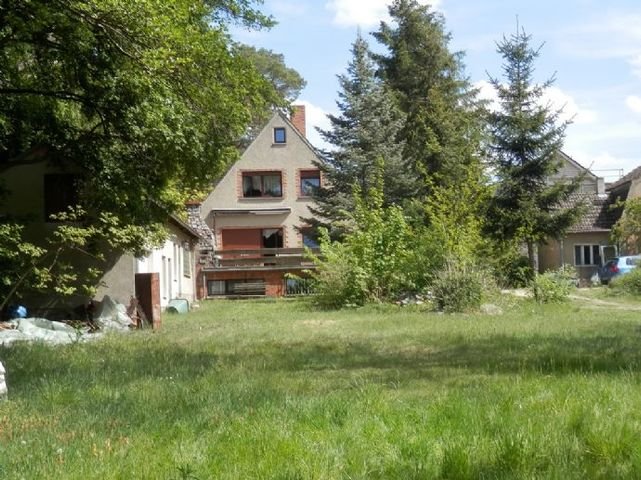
234,44,307,145
491,247,535,288
309,167,415,308
0,207,148,310
306,233,368,309
486,29,582,267
430,262,484,313
531,266,577,304
372,0,486,190
0,0,281,242
609,268,641,296
422,167,490,263
611,197,641,252
309,33,411,237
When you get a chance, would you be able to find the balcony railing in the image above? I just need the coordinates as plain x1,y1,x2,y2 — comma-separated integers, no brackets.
204,247,319,271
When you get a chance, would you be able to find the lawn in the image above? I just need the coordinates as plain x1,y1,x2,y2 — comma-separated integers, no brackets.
2,296,641,479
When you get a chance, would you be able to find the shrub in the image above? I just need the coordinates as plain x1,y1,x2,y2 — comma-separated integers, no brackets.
308,177,416,308
430,263,484,313
609,268,641,295
308,241,368,309
531,266,576,304
492,250,534,288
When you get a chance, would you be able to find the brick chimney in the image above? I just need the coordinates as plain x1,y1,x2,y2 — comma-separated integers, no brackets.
290,105,306,138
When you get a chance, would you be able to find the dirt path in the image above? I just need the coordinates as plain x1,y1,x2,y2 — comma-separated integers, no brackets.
569,294,641,311
502,288,641,311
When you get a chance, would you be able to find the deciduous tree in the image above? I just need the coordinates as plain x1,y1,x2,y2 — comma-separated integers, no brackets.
0,0,281,237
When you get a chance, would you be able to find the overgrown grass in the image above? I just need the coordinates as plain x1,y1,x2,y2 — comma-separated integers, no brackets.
3,298,641,478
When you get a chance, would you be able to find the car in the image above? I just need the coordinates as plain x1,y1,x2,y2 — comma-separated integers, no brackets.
598,256,641,284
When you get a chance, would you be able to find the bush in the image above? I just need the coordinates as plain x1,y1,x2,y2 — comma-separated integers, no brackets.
492,251,534,288
308,240,369,309
609,268,641,295
430,263,484,313
530,266,576,304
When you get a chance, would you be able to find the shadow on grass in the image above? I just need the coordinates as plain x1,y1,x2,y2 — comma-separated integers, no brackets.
5,324,641,388
205,335,641,386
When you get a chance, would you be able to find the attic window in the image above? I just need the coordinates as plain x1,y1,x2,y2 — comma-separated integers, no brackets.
273,127,286,144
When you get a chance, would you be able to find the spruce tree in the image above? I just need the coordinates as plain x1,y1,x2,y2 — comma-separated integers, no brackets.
372,0,485,191
487,29,582,269
308,32,413,236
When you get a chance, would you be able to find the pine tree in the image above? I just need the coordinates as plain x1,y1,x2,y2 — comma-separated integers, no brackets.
372,0,485,191
486,28,582,269
308,32,413,237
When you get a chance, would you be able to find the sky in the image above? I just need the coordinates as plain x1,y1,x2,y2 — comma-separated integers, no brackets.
233,0,641,181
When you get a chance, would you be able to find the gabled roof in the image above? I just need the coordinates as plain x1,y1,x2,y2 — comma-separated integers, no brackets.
273,109,322,157
169,214,202,239
557,151,599,180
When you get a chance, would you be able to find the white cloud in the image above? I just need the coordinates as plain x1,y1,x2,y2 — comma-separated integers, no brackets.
473,81,597,125
326,0,440,28
626,95,641,114
560,12,641,79
296,100,334,151
543,86,597,125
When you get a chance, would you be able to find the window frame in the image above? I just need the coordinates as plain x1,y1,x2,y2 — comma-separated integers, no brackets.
182,247,191,278
273,127,286,144
241,171,283,198
299,169,321,197
574,244,601,266
262,228,284,249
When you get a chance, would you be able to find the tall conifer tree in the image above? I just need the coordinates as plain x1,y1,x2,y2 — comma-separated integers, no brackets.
486,28,582,268
372,0,485,191
309,32,412,236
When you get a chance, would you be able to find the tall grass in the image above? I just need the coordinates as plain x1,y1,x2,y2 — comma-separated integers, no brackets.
2,298,641,478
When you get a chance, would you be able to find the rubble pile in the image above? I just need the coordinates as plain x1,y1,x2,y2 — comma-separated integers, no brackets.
0,295,134,347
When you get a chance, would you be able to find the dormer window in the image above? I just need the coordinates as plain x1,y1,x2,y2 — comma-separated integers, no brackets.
273,127,286,144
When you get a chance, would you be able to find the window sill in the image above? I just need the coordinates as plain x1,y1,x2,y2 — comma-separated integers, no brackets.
239,196,284,201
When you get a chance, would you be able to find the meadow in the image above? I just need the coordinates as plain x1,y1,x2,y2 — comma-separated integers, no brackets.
2,296,641,479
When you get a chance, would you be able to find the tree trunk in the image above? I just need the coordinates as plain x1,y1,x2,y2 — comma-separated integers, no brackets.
527,240,538,272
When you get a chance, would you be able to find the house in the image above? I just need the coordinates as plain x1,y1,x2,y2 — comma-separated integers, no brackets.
602,165,641,255
537,152,620,282
189,106,322,297
0,159,200,314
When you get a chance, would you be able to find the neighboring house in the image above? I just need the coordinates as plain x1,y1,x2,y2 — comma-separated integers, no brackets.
538,152,620,282
125,215,199,308
0,160,199,312
603,165,641,255
189,106,322,297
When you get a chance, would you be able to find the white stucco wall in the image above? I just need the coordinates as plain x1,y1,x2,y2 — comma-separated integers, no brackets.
135,223,196,306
